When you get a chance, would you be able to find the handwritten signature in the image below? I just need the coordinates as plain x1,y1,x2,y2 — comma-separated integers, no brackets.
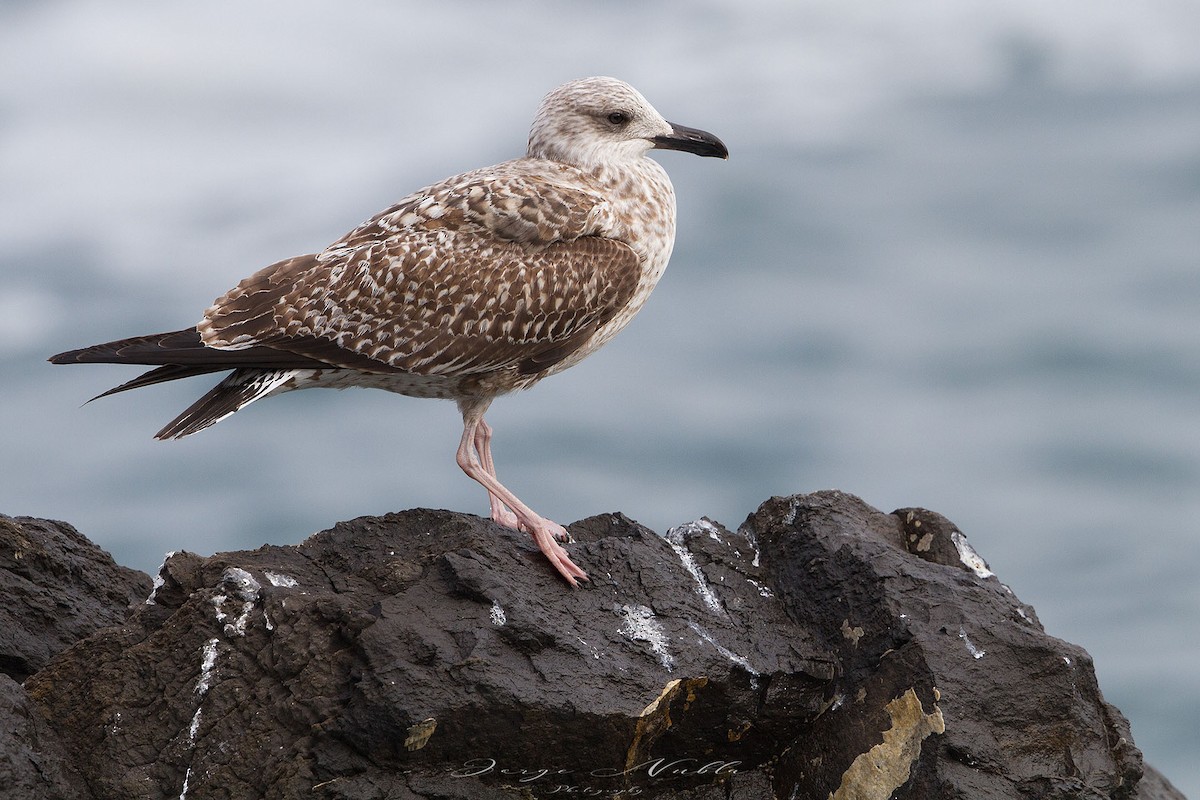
449,756,742,784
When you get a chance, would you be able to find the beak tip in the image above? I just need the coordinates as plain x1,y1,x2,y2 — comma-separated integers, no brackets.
651,123,729,159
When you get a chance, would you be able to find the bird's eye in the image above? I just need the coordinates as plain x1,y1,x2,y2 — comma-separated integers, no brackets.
606,111,630,126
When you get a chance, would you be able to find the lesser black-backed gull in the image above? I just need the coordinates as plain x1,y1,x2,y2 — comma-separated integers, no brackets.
49,76,728,585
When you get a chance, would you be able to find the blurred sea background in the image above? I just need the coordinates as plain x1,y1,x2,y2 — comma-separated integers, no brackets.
2,0,1197,791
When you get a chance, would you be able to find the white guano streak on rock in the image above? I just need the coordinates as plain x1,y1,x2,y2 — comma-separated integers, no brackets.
182,568,258,800
222,567,261,599
691,518,725,544
951,531,994,579
146,574,165,605
619,604,674,671
745,578,773,598
186,708,202,744
263,570,298,588
665,523,723,614
736,521,764,567
211,594,228,622
184,637,220,746
196,638,219,696
576,636,602,659
145,551,177,605
686,621,758,676
221,568,262,637
229,601,255,637
958,627,985,659
489,599,506,626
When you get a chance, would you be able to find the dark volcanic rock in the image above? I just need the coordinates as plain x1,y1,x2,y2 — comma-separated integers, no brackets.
24,509,831,799
0,673,93,800
4,494,1181,799
744,492,1142,799
0,514,152,682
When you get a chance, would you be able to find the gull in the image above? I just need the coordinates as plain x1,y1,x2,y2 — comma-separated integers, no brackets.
49,76,728,586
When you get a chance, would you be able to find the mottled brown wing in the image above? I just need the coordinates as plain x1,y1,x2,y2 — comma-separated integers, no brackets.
333,161,618,249
199,232,641,377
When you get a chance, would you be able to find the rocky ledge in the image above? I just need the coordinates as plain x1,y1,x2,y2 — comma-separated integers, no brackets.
0,492,1187,799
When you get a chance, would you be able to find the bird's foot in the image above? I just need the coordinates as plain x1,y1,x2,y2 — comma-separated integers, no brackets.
494,501,570,544
489,497,522,531
524,517,589,587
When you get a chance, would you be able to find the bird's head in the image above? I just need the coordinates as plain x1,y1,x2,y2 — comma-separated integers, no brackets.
527,76,728,168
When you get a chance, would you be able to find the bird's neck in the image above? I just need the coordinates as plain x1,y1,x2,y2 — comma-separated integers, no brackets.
591,158,677,267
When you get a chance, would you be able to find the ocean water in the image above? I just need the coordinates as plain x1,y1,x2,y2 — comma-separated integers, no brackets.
2,1,1197,792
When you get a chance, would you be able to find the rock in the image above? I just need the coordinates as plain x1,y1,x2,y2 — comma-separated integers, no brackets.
1135,764,1188,800
24,509,830,799
745,493,1142,799
0,673,94,800
3,494,1183,798
1,514,152,682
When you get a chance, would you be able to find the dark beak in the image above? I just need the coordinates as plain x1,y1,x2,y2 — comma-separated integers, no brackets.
651,122,729,159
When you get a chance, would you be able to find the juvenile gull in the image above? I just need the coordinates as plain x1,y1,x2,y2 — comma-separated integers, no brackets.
49,77,728,586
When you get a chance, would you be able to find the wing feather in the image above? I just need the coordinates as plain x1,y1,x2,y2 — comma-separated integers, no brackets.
199,162,642,378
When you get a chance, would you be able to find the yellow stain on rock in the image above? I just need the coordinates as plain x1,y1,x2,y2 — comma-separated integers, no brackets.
404,717,437,751
829,688,945,800
727,719,752,742
624,678,709,773
840,619,865,646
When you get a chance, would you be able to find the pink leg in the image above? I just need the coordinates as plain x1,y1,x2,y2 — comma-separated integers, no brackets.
473,418,521,530
456,403,588,586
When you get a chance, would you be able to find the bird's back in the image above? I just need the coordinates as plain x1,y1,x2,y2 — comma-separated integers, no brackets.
198,155,677,393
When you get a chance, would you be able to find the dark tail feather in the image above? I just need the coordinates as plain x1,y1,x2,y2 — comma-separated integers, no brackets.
49,329,210,366
51,328,328,439
89,364,233,402
49,329,328,369
155,369,296,439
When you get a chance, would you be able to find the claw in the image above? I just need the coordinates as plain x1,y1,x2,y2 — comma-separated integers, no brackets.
527,519,590,586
